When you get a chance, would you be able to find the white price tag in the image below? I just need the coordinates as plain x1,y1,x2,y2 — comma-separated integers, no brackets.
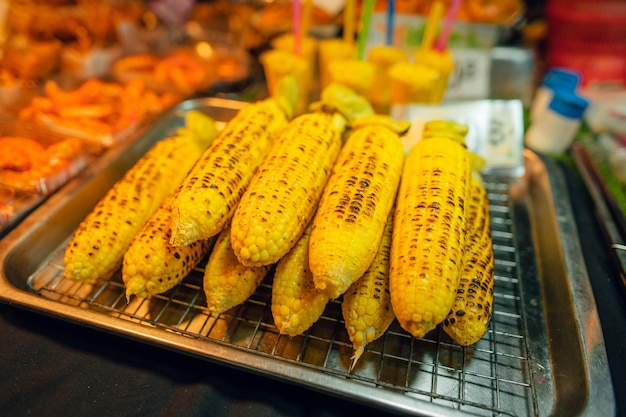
393,100,525,177
445,48,492,100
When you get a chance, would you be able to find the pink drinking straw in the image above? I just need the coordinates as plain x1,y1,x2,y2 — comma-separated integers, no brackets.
433,0,462,52
292,0,302,55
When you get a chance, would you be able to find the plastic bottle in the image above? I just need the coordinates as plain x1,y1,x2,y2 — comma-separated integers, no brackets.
525,91,589,154
530,67,581,121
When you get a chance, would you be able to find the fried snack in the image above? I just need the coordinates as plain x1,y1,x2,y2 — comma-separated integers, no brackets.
0,136,86,195
18,79,180,147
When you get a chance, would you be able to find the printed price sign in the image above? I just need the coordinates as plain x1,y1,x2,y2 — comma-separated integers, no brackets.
393,99,525,177
444,48,492,100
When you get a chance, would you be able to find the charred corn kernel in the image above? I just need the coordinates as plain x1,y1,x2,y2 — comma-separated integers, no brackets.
310,115,406,299
272,219,329,336
442,174,494,346
203,224,271,315
342,209,395,369
63,127,216,283
122,194,215,300
390,134,472,338
230,112,346,267
169,97,291,247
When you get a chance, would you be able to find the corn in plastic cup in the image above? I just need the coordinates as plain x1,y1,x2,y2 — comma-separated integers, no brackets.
327,59,376,99
318,38,356,89
413,49,454,103
389,62,441,105
260,49,312,115
367,45,408,114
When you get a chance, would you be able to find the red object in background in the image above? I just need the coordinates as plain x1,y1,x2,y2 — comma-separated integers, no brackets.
546,0,626,90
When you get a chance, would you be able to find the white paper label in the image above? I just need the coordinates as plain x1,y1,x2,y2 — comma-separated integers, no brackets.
392,99,526,177
445,49,492,100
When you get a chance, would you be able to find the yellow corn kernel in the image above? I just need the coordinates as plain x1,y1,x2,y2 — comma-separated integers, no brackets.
170,97,291,247
390,135,472,338
271,219,329,336
342,209,395,369
203,224,271,315
122,194,216,300
310,116,405,299
442,174,494,346
230,111,345,267
63,128,214,283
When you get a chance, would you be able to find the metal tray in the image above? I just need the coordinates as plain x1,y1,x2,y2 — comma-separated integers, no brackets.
0,98,615,417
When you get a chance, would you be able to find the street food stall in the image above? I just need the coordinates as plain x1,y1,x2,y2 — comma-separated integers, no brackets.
0,1,624,416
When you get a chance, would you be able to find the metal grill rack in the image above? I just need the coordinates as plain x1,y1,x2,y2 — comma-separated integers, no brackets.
26,174,541,417
1,98,614,417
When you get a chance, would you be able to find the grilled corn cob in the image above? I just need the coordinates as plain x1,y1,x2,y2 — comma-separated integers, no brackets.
169,79,296,247
342,209,395,369
203,224,271,315
271,219,330,336
63,113,218,283
230,85,373,267
442,173,494,346
122,194,216,300
389,123,472,338
310,115,406,299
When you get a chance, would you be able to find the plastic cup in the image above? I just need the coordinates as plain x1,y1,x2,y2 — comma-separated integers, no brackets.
260,49,312,115
318,38,356,89
413,48,454,103
327,59,376,99
389,62,441,105
270,33,317,77
367,45,408,114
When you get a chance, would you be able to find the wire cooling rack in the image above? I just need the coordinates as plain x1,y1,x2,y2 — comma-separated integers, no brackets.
27,174,539,417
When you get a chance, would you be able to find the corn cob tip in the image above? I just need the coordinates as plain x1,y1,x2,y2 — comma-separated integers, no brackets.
313,273,351,300
315,83,374,123
442,321,487,347
275,312,321,337
125,277,149,301
350,114,410,135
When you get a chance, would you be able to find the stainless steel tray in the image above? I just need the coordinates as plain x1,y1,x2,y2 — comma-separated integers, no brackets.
0,98,615,417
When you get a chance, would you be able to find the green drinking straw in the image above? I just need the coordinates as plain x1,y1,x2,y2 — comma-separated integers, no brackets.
356,0,375,60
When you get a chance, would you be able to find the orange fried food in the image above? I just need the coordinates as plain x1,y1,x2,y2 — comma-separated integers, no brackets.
153,51,209,95
0,136,45,171
0,136,86,194
113,51,211,96
463,0,524,24
0,185,14,225
18,78,181,146
112,53,160,74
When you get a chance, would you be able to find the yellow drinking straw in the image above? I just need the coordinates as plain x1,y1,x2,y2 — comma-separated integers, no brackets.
302,0,313,37
420,1,445,51
343,0,355,43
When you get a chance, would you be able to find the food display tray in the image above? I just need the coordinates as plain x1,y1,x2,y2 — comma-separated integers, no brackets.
0,98,615,417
